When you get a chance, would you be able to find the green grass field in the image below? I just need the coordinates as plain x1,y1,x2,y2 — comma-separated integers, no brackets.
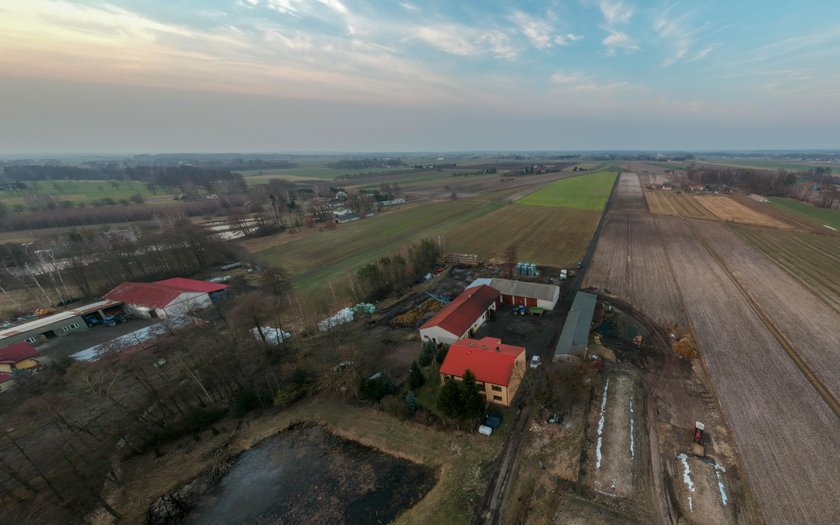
256,192,514,296
768,197,840,229
0,179,165,207
516,171,617,210
444,204,600,266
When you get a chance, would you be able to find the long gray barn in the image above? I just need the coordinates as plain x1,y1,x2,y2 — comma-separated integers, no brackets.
554,291,597,362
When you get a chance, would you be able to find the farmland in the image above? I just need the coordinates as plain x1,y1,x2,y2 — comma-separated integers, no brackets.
443,205,600,267
586,172,840,524
732,226,840,312
644,190,716,220
768,197,840,229
693,195,792,228
699,158,832,171
517,171,617,210
255,192,509,300
0,179,165,207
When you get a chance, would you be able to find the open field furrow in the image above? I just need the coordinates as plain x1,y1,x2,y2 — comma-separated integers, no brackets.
612,172,647,211
692,221,840,402
655,215,840,525
694,195,792,229
732,226,840,312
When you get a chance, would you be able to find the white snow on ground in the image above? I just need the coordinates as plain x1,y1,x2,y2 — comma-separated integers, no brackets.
72,317,197,362
596,378,610,469
250,326,291,345
318,308,354,332
715,463,729,506
629,399,635,459
677,453,696,512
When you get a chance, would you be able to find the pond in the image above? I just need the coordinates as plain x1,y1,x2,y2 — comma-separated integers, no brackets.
183,424,436,524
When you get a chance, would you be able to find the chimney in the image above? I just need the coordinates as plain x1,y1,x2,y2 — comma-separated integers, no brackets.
496,346,500,352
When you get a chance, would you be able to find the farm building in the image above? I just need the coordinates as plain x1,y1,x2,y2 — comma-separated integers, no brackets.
0,299,124,350
467,278,560,310
439,337,526,406
154,278,229,302
0,342,40,392
554,291,597,362
419,285,500,345
104,278,227,319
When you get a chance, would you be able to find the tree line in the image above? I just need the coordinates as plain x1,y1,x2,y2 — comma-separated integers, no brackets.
351,238,442,301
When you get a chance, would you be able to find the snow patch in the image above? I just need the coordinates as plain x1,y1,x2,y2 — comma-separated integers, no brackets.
595,378,610,469
677,453,695,492
715,463,729,506
71,317,198,362
250,326,291,345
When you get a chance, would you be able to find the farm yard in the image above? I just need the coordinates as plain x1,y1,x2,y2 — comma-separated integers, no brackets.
443,205,600,267
517,171,617,210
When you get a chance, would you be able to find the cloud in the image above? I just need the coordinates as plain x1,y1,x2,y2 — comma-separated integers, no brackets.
412,25,516,59
566,33,584,42
550,72,586,85
686,46,714,63
599,0,635,26
400,2,420,12
510,11,555,49
603,31,639,54
550,71,643,95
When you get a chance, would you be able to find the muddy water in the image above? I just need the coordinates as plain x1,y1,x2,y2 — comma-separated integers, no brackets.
184,425,435,525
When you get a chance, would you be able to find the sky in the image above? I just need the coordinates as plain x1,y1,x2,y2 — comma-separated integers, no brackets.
1,0,839,154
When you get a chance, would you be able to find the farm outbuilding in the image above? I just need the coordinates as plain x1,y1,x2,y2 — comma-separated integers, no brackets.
439,337,526,406
419,285,500,346
104,278,227,319
0,311,88,349
554,291,597,362
467,278,560,310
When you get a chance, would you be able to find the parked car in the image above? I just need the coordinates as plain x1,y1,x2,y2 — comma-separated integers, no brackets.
478,425,493,436
514,305,527,315
484,413,502,429
530,355,542,369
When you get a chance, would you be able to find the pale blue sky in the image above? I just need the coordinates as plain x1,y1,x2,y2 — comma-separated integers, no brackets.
1,0,838,153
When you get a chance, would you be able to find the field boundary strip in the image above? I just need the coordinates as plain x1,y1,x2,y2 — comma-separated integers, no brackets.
686,220,840,420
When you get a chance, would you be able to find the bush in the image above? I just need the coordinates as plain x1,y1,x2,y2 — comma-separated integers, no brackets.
419,341,436,367
230,388,261,417
436,344,449,364
360,373,395,402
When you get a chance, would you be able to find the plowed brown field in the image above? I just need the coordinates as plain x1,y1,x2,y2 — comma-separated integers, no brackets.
694,195,791,229
733,225,840,313
655,216,840,525
613,172,647,211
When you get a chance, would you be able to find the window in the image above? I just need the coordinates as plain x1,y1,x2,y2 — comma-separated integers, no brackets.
25,337,37,344
493,395,503,401
69,322,79,329
62,326,69,332
491,385,502,392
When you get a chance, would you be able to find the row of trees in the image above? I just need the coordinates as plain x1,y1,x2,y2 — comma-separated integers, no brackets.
685,165,797,195
0,220,244,314
327,158,406,170
351,238,442,301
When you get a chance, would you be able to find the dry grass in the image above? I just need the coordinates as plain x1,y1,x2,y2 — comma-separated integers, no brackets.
693,195,791,228
644,191,717,220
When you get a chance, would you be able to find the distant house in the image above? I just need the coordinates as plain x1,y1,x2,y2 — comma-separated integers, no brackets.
334,210,360,223
439,337,526,406
419,285,500,345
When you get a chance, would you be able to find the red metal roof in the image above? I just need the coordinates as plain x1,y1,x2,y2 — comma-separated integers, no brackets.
0,341,38,364
104,282,188,309
420,285,499,337
439,337,525,387
154,278,228,293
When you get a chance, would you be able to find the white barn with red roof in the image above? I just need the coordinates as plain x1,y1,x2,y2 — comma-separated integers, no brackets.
104,278,228,319
439,337,526,406
419,285,499,346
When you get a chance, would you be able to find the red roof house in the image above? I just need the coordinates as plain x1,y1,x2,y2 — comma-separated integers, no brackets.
419,285,499,345
154,278,228,293
439,337,527,406
0,341,38,364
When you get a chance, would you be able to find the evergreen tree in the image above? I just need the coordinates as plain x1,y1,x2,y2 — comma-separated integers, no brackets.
409,361,425,389
460,370,486,419
405,391,418,413
437,380,462,418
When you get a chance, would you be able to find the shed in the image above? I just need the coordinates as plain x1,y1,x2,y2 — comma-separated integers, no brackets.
467,278,560,310
419,285,500,345
554,292,597,362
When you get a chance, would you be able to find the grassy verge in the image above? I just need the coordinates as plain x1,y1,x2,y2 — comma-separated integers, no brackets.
768,197,840,229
